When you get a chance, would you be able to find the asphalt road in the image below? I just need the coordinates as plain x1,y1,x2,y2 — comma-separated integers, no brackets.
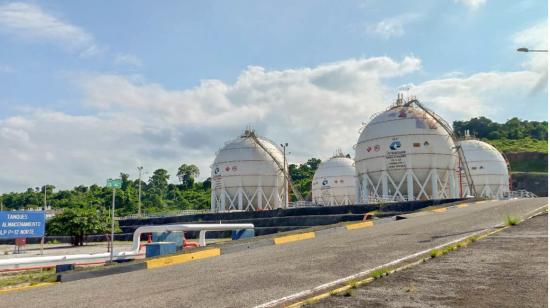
314,212,548,308
1,198,546,308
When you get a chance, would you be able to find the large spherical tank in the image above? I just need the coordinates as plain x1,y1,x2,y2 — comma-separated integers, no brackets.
355,100,458,201
312,154,357,206
458,140,510,198
211,130,286,211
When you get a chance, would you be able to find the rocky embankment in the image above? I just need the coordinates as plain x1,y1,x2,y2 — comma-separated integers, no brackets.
505,151,547,196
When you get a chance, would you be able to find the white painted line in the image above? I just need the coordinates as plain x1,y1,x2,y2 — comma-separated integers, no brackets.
254,202,548,308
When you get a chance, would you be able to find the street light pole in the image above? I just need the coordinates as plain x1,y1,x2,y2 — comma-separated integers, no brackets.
40,185,47,255
517,47,548,52
137,166,143,217
110,187,115,263
280,143,289,207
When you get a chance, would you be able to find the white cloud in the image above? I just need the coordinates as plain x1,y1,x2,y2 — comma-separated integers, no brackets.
0,2,102,55
0,51,545,193
114,53,143,68
454,0,487,10
371,14,419,39
0,64,15,73
405,70,541,121
512,20,548,93
0,56,420,192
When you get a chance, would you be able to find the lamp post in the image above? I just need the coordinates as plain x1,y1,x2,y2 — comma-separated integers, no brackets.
137,166,143,217
517,47,548,52
106,178,121,263
40,185,47,255
280,143,289,207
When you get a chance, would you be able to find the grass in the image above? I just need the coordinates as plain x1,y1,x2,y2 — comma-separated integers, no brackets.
0,269,56,289
370,267,391,279
505,215,520,226
429,235,480,258
485,138,548,154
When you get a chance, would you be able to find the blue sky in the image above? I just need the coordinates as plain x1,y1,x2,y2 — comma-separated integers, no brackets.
0,0,547,192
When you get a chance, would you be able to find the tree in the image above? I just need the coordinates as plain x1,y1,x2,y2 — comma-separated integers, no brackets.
176,164,200,188
46,207,116,246
147,169,170,207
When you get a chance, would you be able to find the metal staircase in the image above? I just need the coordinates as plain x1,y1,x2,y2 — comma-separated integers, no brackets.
403,98,477,197
244,130,305,202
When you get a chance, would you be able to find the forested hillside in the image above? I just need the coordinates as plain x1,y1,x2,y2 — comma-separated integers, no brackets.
453,117,547,153
453,117,547,173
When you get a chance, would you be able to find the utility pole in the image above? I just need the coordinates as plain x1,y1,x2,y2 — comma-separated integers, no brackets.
280,143,289,207
137,166,143,217
40,185,47,255
110,187,115,263
106,178,121,264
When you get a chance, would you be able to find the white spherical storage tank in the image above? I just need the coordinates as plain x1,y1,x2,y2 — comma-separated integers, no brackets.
458,139,510,198
355,96,459,202
211,129,286,212
312,152,358,206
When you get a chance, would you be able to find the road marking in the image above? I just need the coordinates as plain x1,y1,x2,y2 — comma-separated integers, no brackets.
273,232,315,245
346,221,374,230
457,204,469,208
432,208,447,213
0,282,57,294
145,248,220,269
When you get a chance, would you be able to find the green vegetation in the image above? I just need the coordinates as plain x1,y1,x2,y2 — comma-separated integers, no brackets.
0,269,56,289
486,138,547,153
453,117,548,172
505,215,520,226
430,235,481,258
46,207,118,246
453,117,547,141
370,267,391,279
288,158,321,201
0,163,211,217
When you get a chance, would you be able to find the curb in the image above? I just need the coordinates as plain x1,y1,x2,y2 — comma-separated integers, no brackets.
0,282,58,294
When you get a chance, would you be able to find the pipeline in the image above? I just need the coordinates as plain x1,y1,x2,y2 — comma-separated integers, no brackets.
0,223,254,268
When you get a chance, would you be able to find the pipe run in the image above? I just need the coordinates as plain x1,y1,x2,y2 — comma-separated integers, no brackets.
0,223,254,268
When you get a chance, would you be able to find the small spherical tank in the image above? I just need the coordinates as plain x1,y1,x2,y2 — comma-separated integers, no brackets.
458,139,510,198
355,98,459,201
211,130,286,211
312,153,357,206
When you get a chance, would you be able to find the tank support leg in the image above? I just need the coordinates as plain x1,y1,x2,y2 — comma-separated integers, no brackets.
431,170,439,199
407,170,414,201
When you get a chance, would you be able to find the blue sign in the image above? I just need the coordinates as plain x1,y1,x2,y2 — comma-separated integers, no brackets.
0,211,45,239
389,140,401,151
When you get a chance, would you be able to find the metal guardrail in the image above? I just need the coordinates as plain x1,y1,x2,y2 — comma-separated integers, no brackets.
502,190,538,199
116,209,211,220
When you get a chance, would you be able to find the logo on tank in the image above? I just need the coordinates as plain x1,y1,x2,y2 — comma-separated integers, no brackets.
389,140,401,151
374,145,380,152
322,179,328,186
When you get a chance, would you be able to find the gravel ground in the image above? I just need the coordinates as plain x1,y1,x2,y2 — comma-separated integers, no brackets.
313,213,548,308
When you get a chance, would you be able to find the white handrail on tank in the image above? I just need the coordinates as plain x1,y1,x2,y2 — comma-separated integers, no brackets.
0,223,254,268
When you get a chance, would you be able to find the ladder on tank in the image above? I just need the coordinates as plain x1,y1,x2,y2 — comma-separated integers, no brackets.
403,98,477,198
244,130,305,202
